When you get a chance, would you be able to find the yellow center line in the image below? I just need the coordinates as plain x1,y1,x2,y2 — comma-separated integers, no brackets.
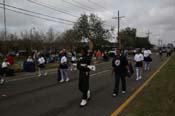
111,58,170,116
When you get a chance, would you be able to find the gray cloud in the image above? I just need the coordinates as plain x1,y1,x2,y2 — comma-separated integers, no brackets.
0,0,174,45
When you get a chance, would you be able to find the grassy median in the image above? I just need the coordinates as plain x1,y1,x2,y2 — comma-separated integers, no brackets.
123,55,175,116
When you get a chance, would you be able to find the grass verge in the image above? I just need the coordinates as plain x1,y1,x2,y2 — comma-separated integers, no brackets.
122,55,175,116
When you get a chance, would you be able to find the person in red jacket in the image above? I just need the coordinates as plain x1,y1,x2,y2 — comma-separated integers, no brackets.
96,50,102,60
6,54,14,65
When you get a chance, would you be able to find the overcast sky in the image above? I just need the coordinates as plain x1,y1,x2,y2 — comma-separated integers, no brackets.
0,0,174,45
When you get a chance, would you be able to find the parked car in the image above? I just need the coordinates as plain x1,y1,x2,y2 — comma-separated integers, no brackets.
108,48,116,57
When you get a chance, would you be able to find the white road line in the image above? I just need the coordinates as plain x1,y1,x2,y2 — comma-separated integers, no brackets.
7,69,111,83
6,71,57,82
90,70,111,77
7,76,38,82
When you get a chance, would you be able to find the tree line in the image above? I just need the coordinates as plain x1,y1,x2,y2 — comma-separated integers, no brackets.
0,13,152,55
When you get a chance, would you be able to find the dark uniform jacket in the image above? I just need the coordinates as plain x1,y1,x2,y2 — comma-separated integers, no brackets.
77,55,91,92
112,54,128,75
77,56,91,72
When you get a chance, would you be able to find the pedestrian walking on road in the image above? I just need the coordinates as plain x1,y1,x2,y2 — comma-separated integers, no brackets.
134,49,144,80
0,59,10,85
59,51,69,83
77,48,91,107
70,53,77,71
159,48,163,60
143,48,152,71
38,55,47,77
112,48,130,97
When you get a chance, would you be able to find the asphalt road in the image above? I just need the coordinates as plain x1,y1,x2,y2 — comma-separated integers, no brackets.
0,54,168,116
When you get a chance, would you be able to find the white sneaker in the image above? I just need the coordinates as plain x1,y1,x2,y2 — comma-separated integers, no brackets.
65,78,69,82
38,74,41,77
139,76,142,80
136,77,139,81
0,78,5,85
59,79,64,83
122,91,126,94
112,93,117,97
87,90,91,99
80,99,87,107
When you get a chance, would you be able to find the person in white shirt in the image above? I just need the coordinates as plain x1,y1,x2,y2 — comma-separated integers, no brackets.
0,59,10,84
134,49,144,80
143,48,152,71
70,53,77,71
27,56,33,63
59,52,69,83
38,55,47,77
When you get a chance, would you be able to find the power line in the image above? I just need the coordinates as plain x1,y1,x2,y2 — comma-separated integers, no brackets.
0,6,73,25
61,0,91,11
96,0,114,8
32,0,113,28
87,0,114,15
27,0,79,18
70,0,113,28
72,0,95,11
88,0,106,9
0,3,75,23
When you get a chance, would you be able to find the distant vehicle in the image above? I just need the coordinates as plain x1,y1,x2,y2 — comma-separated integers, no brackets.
18,50,27,56
167,43,174,49
108,48,116,57
8,51,16,57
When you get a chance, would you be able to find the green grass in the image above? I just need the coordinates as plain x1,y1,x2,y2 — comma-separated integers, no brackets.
122,55,175,116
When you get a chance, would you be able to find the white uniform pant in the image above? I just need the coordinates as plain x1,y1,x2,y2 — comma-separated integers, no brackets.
136,67,142,80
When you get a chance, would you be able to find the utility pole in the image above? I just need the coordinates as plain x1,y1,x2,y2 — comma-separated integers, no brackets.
112,10,125,49
146,30,152,42
30,27,35,53
3,0,7,50
158,39,162,47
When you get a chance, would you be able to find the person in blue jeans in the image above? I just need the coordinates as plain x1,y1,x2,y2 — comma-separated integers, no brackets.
112,48,130,96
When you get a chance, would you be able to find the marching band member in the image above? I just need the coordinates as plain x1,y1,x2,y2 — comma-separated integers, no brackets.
112,48,130,96
134,49,144,80
77,48,91,107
